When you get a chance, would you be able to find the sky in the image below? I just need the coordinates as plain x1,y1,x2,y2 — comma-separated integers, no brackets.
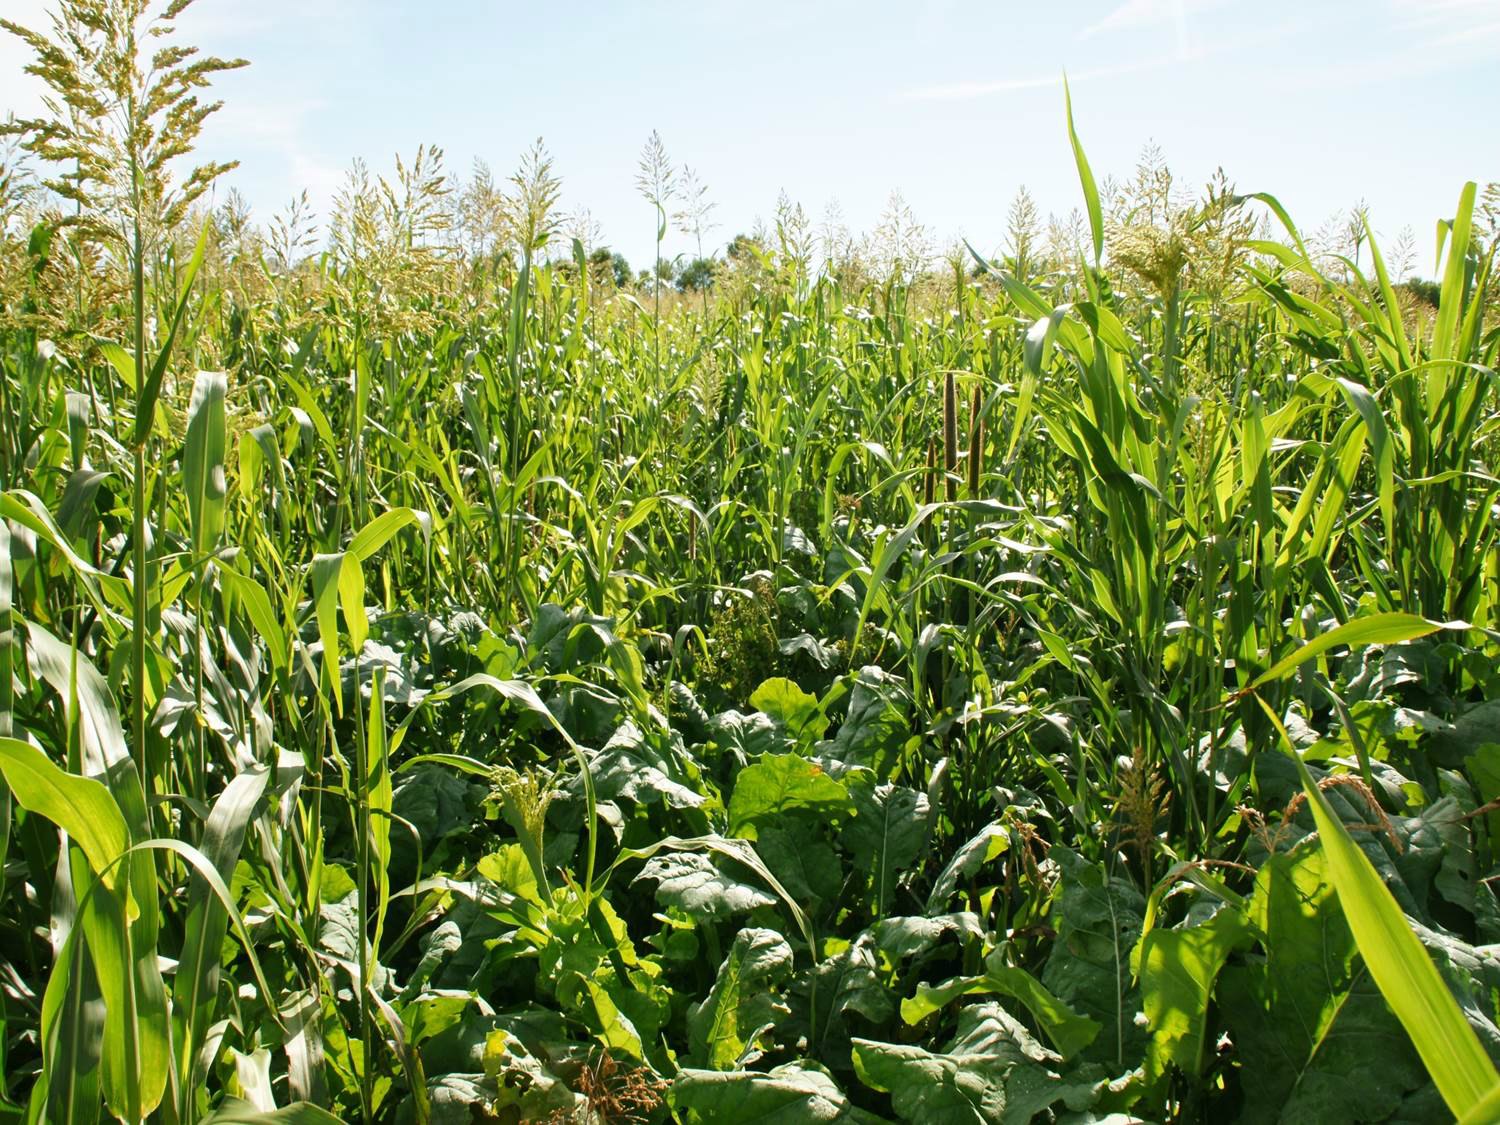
1,0,1497,272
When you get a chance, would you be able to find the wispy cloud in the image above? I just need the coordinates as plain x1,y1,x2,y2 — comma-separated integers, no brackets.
1390,0,1500,23
897,56,1176,102
1388,0,1500,50
1081,0,1223,55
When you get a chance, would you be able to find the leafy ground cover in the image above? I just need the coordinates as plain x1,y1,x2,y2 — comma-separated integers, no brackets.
1,3,1500,1122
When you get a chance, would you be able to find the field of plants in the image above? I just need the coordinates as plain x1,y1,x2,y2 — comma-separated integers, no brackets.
2,3,1500,1123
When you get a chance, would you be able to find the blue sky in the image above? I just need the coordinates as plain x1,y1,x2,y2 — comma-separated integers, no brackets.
2,0,1497,272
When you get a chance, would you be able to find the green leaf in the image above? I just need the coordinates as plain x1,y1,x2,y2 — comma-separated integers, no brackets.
580,976,645,1059
689,926,795,1068
1063,78,1103,265
755,821,844,912
0,738,167,1120
853,1003,1104,1124
1260,698,1500,1118
634,851,777,920
728,753,852,838
97,340,137,391
182,369,227,557
347,505,432,562
1137,906,1252,1085
926,824,1009,913
806,933,897,1059
482,1029,581,1119
874,913,984,962
751,677,828,742
1246,613,1442,692
133,223,207,448
1433,182,1476,363
1219,849,1425,1123
846,783,929,918
1040,849,1146,1066
826,666,910,776
0,738,127,888
902,956,1101,1061
174,765,271,1107
584,720,706,809
672,1064,875,1123
24,622,131,786
218,567,288,674
1458,1084,1500,1125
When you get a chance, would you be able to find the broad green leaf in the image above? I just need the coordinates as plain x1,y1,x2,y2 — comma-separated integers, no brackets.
634,851,776,920
875,913,984,961
1137,906,1251,1085
806,933,896,1059
1260,698,1500,1119
728,752,852,838
853,1002,1104,1124
690,926,794,1068
902,956,1100,1061
826,666,910,776
846,782,929,918
673,1064,874,1123
750,676,828,742
1040,848,1146,1066
613,835,813,950
1218,848,1426,1122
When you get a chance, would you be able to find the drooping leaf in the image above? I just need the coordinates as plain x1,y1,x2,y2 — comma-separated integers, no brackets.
1246,613,1442,693
635,851,777,920
902,954,1101,1061
853,1002,1104,1124
672,1063,876,1124
1261,697,1500,1119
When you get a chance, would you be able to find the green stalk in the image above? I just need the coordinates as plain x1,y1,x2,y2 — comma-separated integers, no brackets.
129,107,150,803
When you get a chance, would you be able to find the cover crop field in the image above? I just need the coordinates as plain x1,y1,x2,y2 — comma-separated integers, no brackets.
1,2,1498,1123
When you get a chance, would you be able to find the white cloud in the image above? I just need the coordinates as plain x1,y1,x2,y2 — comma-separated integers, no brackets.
1083,0,1214,34
1080,0,1224,58
1388,0,1500,50
898,57,1170,102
